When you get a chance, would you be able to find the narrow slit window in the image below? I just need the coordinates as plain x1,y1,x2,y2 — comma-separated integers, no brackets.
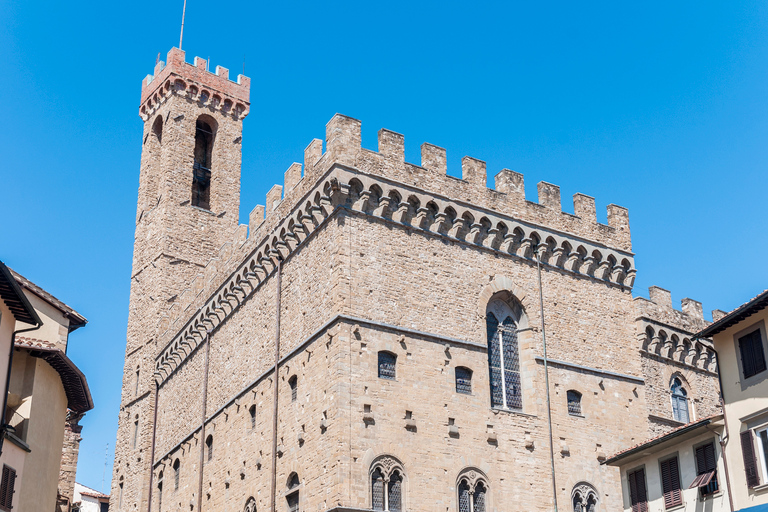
289,376,298,402
173,459,180,491
192,118,215,210
287,473,300,512
206,435,213,462
249,405,256,430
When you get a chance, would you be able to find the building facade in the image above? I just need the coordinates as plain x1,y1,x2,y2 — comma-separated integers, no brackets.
110,47,721,512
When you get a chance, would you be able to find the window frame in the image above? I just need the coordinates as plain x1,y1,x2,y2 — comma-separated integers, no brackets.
693,440,719,497
486,305,522,411
757,425,768,485
378,351,397,380
455,367,473,395
567,390,583,417
658,454,683,509
289,375,298,402
734,320,768,383
627,466,648,512
670,377,690,424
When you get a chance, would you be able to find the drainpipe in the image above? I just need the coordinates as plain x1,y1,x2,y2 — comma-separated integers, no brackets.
270,255,283,512
0,322,42,456
147,380,160,512
197,330,211,512
535,251,558,512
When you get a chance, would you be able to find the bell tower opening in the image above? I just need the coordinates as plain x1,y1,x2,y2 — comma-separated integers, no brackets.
192,116,216,210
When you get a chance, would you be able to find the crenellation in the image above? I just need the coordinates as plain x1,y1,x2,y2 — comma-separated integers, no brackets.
606,204,630,238
537,181,561,210
420,143,447,175
712,309,727,322
249,205,265,237
681,298,704,321
494,169,524,198
648,286,673,310
573,193,596,223
304,138,324,177
326,114,361,166
461,156,487,188
378,129,404,162
284,163,302,193
215,65,229,80
266,185,283,213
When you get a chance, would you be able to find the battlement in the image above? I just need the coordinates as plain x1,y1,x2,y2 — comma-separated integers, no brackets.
635,286,708,334
139,48,250,120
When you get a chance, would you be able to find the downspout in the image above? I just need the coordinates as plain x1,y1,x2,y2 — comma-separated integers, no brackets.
270,256,284,512
197,330,211,512
147,380,160,512
702,339,735,512
0,322,42,456
536,251,558,512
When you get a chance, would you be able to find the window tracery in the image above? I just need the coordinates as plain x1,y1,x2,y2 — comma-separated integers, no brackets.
572,482,598,512
457,469,488,512
671,377,690,423
486,299,522,410
371,455,405,512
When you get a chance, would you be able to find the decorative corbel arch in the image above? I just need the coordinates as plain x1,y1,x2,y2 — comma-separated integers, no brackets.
477,276,532,320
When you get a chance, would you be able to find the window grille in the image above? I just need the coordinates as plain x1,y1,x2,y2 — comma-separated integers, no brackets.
487,312,522,410
388,471,402,512
473,482,486,512
458,481,471,512
0,465,16,512
378,352,396,380
372,470,385,511
739,329,767,378
670,379,689,423
567,390,582,416
455,367,472,394
694,443,719,496
289,376,297,402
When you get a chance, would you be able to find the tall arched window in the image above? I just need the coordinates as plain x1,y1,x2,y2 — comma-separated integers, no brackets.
192,117,215,210
486,299,522,410
206,434,213,461
457,469,489,512
671,377,690,423
244,497,257,512
173,459,180,491
289,376,298,402
152,116,163,144
378,352,397,380
371,455,405,512
249,404,257,430
286,473,300,512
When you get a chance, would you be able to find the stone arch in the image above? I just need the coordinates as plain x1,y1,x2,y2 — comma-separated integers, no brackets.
571,481,599,512
456,467,490,512
244,496,257,512
478,276,531,319
369,454,407,512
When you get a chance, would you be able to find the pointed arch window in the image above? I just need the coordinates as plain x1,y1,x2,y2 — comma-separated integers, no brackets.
370,456,405,512
572,483,599,512
192,117,215,210
157,471,164,512
249,404,257,430
286,473,300,512
206,435,213,461
486,300,521,410
244,497,257,512
671,378,689,423
457,469,488,512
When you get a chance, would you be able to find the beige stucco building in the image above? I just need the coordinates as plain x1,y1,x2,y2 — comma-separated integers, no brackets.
111,47,723,512
0,266,93,512
696,290,768,512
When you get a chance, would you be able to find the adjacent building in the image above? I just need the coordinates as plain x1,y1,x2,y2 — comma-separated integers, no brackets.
73,482,110,512
0,266,93,511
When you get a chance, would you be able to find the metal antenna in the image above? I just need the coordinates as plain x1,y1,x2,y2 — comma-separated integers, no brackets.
102,443,109,493
179,0,188,50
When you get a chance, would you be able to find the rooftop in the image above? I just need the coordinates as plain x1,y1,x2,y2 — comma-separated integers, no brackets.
695,289,768,338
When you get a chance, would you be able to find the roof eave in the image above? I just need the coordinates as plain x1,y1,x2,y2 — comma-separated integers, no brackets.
696,290,768,338
0,261,42,327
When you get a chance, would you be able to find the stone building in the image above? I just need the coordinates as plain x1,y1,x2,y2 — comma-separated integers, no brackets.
110,47,721,512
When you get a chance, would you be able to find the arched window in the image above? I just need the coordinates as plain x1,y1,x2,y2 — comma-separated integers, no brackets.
457,469,489,512
192,117,215,210
286,473,300,512
486,300,522,410
133,415,140,448
206,435,213,461
289,376,298,402
118,476,124,510
152,116,163,144
249,404,257,430
455,367,472,394
572,483,598,512
671,378,689,423
244,497,257,512
370,455,405,512
173,459,180,490
378,351,397,380
567,390,582,416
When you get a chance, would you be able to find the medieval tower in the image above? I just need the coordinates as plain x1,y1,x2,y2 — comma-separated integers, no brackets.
112,48,721,512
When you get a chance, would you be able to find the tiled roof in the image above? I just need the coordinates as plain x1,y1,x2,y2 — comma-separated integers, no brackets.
14,336,93,413
80,490,109,499
696,289,768,338
9,268,87,330
603,414,722,465
0,261,40,326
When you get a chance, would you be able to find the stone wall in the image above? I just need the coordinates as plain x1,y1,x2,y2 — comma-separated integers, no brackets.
57,413,84,511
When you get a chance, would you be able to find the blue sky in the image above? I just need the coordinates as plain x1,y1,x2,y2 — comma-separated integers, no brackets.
2,0,767,492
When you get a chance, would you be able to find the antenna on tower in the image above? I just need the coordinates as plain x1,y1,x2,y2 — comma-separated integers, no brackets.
179,0,188,50
102,442,109,493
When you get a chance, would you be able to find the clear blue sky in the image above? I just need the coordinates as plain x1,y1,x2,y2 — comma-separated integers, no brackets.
2,0,767,493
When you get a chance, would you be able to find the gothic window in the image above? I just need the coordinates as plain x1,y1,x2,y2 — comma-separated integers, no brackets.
244,497,257,512
670,378,689,423
567,390,582,416
370,455,405,512
286,473,300,512
486,299,522,410
456,469,489,512
206,435,213,461
192,117,215,210
173,459,180,491
378,351,397,380
249,405,257,430
118,478,124,510
289,376,298,402
455,367,472,394
152,116,163,144
572,482,598,512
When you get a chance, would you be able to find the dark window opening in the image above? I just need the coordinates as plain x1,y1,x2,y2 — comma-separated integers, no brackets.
455,367,472,394
739,329,766,379
249,405,256,430
157,472,163,512
567,390,582,416
192,119,214,210
173,459,180,491
287,473,300,512
206,435,213,462
378,352,396,380
152,116,163,144
289,376,298,402
694,443,719,496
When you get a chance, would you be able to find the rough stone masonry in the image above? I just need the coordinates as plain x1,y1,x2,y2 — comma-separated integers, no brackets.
110,47,721,512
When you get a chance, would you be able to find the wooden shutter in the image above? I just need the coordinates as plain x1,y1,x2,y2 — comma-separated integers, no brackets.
0,465,16,511
741,430,760,487
740,330,767,378
660,457,683,508
628,468,648,512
